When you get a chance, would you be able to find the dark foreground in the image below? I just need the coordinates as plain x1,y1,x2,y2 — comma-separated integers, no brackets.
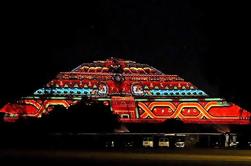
1,148,251,166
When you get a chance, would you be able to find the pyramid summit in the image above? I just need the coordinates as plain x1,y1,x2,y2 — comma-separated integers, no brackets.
1,57,250,124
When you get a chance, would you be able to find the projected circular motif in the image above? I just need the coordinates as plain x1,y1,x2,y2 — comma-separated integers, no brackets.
132,84,144,96
98,83,108,95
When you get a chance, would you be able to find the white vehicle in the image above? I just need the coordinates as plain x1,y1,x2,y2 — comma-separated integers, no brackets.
175,138,185,148
158,138,170,147
143,137,154,148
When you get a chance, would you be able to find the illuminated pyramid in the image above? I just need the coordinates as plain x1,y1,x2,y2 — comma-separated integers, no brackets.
1,57,250,124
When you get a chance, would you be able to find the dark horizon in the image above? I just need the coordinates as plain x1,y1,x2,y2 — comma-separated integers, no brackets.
1,1,250,111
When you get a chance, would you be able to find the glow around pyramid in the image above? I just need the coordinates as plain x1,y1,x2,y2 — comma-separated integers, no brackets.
1,57,250,124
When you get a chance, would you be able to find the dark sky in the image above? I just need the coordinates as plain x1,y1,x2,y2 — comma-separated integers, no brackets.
1,1,250,110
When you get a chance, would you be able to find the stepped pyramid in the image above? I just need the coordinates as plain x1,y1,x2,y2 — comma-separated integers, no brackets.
1,57,250,124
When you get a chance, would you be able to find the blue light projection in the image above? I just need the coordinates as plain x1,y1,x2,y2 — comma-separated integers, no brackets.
34,88,93,96
148,89,207,96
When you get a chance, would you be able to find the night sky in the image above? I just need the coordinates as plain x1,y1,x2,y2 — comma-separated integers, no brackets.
1,1,250,110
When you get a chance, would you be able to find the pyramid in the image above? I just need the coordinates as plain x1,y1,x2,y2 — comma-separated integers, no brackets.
1,57,250,124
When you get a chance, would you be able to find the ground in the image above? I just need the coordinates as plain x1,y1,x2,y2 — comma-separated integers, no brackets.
1,148,251,166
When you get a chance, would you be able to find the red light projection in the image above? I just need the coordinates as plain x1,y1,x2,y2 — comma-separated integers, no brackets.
0,57,250,124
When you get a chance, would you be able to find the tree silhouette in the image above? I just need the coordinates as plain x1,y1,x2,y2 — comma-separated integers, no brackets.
160,118,185,132
13,98,120,133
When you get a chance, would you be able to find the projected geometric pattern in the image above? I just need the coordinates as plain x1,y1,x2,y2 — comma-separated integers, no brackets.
0,57,250,124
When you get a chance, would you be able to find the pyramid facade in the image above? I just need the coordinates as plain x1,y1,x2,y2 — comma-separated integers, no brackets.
1,58,250,124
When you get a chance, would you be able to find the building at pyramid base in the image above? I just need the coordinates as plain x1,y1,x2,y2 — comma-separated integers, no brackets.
1,58,250,125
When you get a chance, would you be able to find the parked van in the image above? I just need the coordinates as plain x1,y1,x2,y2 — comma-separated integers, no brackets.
158,137,170,147
143,137,154,148
175,137,185,148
